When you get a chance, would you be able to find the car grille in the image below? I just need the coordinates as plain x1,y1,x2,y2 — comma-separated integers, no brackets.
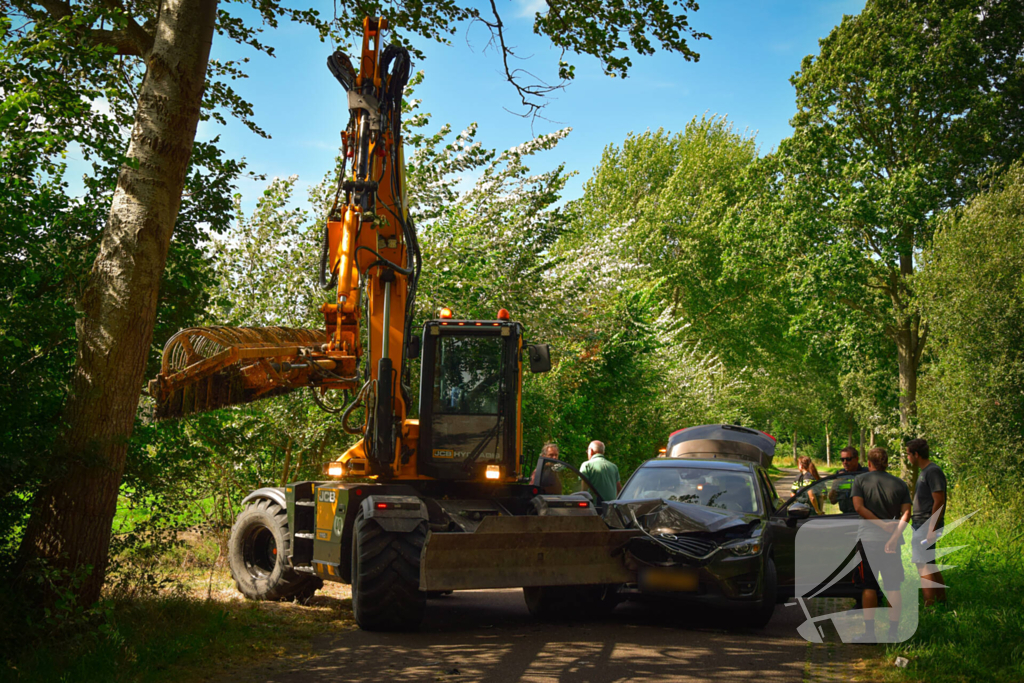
655,534,718,558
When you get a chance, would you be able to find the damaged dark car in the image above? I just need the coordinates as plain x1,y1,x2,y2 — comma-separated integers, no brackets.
603,425,783,627
523,424,866,626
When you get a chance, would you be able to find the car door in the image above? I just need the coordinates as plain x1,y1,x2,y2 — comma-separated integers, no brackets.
534,456,609,506
755,468,791,579
769,473,859,598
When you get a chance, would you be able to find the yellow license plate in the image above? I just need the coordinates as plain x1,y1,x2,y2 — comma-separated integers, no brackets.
641,567,699,592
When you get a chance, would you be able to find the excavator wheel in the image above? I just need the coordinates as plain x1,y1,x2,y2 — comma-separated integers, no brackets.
228,499,322,602
351,510,427,631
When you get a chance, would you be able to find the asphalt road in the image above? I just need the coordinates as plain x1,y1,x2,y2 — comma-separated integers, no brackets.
250,470,871,683
286,588,824,683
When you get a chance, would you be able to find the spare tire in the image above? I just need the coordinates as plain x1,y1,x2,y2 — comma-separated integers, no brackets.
228,498,322,602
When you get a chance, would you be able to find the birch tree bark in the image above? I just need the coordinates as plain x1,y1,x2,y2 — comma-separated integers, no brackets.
18,0,218,606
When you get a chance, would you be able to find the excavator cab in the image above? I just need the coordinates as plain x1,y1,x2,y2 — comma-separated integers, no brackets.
417,315,525,481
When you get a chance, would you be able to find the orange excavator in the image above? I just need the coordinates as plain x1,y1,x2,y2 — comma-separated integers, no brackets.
149,18,636,631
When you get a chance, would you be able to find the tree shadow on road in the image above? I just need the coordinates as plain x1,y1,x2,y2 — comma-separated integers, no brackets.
267,589,813,683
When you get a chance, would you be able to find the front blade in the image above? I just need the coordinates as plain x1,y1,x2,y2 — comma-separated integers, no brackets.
419,515,640,591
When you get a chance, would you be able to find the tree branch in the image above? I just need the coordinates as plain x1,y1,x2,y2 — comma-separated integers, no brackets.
91,28,150,57
476,0,568,121
36,0,154,57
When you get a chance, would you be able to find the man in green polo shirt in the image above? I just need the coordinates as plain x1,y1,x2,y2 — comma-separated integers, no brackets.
579,440,621,502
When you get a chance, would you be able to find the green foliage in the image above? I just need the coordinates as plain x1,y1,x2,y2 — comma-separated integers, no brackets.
918,161,1024,488
535,0,708,80
767,0,1024,432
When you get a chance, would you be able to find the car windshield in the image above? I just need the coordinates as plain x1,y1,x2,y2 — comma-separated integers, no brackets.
620,466,761,514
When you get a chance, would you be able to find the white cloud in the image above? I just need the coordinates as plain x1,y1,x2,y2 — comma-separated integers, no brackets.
514,0,547,18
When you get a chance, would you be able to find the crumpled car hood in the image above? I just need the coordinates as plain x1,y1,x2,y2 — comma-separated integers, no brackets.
603,498,760,535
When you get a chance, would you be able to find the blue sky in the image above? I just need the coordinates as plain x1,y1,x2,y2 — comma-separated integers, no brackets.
191,0,863,210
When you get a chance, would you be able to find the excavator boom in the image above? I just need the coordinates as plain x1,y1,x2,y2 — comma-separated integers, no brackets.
150,17,417,479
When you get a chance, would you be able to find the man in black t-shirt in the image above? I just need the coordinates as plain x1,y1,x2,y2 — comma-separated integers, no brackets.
907,438,948,606
851,447,912,642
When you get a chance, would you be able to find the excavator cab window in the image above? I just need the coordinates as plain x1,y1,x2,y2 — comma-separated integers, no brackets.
432,336,503,416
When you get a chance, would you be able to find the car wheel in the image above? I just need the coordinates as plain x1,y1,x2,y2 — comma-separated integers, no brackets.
738,557,777,628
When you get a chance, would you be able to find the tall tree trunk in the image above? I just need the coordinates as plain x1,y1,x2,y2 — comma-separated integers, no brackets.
847,417,854,448
18,0,218,607
896,319,924,490
792,430,798,462
280,436,295,487
825,428,832,467
859,428,865,457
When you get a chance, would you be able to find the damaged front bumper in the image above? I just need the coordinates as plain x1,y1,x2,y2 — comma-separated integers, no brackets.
605,499,769,606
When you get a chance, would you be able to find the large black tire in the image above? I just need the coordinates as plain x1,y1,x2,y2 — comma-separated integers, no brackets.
738,557,777,628
523,585,619,620
351,510,427,631
228,499,322,602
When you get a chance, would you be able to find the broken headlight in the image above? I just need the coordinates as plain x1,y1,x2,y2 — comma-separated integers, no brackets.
722,538,763,556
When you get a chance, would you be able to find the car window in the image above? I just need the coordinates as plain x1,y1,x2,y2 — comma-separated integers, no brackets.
619,466,761,514
777,472,854,517
756,468,783,510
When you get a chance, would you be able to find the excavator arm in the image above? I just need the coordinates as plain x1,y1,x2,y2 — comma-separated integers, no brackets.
150,17,417,479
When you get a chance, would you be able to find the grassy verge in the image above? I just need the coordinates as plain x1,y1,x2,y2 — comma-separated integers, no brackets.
3,565,355,683
869,489,1024,682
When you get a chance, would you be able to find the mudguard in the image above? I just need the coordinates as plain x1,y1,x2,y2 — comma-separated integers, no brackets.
360,495,428,533
241,486,287,510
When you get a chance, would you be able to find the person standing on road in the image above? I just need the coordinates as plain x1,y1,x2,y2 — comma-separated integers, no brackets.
530,443,563,495
579,440,621,502
906,438,948,607
829,446,869,513
791,456,823,514
851,447,912,642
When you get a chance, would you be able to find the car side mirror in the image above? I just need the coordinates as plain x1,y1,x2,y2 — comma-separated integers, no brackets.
788,503,812,520
406,335,421,359
527,344,552,373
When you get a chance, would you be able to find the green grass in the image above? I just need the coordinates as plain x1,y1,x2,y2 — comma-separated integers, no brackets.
877,489,1024,683
2,572,355,683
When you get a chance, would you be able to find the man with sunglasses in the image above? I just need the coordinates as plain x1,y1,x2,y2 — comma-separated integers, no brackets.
829,446,870,513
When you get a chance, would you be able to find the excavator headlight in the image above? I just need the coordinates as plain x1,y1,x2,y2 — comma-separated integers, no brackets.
485,465,501,480
326,462,344,477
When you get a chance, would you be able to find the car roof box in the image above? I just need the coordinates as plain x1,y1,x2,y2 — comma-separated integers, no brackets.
665,424,775,468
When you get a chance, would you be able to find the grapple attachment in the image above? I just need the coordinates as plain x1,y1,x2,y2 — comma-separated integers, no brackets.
148,326,358,419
